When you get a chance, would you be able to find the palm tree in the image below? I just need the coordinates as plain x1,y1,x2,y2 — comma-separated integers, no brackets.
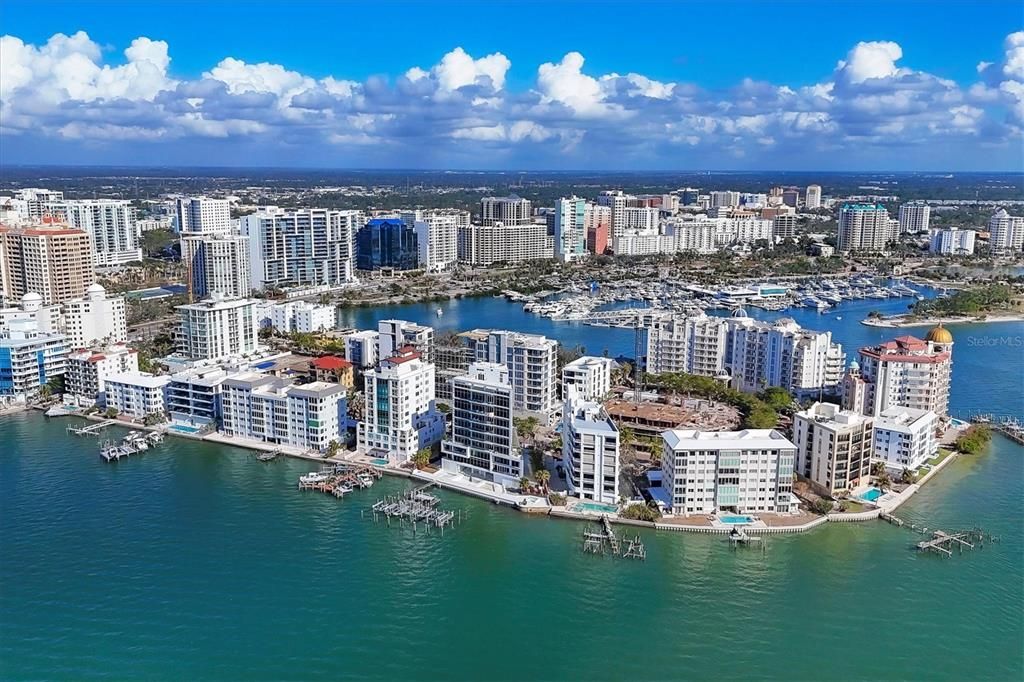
413,448,431,470
326,440,341,458
518,476,531,493
536,469,551,492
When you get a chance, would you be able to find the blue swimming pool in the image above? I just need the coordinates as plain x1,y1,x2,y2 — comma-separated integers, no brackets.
572,502,618,514
168,424,200,434
859,488,883,502
719,515,754,524
371,458,389,466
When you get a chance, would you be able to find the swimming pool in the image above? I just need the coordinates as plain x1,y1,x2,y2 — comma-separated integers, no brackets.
719,515,754,524
859,488,883,502
572,502,618,514
371,458,389,466
168,424,200,434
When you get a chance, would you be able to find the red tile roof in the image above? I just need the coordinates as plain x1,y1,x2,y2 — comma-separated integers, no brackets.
311,355,352,370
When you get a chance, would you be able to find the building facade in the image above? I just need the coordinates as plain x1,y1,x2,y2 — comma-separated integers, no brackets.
480,195,532,226
898,201,931,234
562,355,613,402
181,232,252,299
467,329,559,421
872,406,938,471
562,388,620,504
58,199,142,266
457,223,553,265
988,209,1024,253
792,402,874,496
242,208,359,290
103,372,170,419
929,228,976,255
356,218,419,271
0,320,67,399
0,223,95,305
176,196,232,235
63,283,128,349
844,329,952,417
838,203,892,252
65,343,139,407
176,295,260,362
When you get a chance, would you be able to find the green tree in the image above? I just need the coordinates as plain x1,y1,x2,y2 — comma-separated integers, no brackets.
955,425,992,455
104,407,119,419
810,498,834,515
519,476,531,492
326,440,341,458
413,448,432,470
535,469,551,492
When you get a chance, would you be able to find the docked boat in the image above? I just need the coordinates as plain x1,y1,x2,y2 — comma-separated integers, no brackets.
299,471,332,485
357,473,375,488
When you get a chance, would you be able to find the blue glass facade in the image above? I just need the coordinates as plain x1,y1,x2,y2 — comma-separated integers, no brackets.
356,219,418,271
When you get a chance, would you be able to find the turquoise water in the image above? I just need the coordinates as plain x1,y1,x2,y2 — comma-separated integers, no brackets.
720,515,755,524
572,502,618,514
167,424,201,434
2,296,1023,679
860,488,883,502
371,458,389,466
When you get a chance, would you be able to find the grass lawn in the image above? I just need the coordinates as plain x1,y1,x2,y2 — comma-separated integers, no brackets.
838,501,867,513
927,448,955,467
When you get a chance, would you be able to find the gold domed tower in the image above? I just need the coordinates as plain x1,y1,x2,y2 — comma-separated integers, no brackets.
924,324,953,351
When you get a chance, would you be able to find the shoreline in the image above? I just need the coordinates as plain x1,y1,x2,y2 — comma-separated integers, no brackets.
861,313,1024,328
43,409,984,537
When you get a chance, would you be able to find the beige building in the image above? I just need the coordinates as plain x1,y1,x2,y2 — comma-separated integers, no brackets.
793,402,874,496
0,222,95,305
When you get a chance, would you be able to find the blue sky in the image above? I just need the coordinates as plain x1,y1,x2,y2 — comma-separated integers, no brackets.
1,0,1022,170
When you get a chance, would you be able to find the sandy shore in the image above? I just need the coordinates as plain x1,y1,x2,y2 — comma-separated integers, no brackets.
861,313,1024,328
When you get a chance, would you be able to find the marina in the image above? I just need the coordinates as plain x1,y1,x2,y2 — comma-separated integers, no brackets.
99,431,164,462
297,463,382,498
368,483,460,532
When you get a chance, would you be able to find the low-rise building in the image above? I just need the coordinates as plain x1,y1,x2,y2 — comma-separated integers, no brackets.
872,406,938,471
104,372,170,419
0,292,61,335
310,355,354,389
270,300,335,334
562,387,620,504
344,330,379,370
561,356,614,402
661,429,798,516
792,401,874,496
378,319,433,362
64,343,138,407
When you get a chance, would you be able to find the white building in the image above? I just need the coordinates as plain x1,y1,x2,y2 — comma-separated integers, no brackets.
377,319,433,362
710,191,741,208
596,190,628,239
441,362,521,487
562,356,613,402
344,330,379,369
845,329,953,417
792,402,874,496
176,196,232,235
0,319,66,400
872,406,938,471
467,329,559,421
553,196,587,262
773,215,798,240
898,202,931,234
165,366,228,428
645,313,729,377
221,373,345,451
65,343,138,407
661,429,798,516
457,223,553,265
176,295,260,362
5,188,65,220
180,232,252,299
805,185,822,209
713,218,773,247
619,206,661,233
104,372,170,419
838,203,892,252
562,387,620,504
242,207,360,290
988,208,1024,253
57,199,142,267
929,228,976,255
270,300,335,334
357,347,445,461
412,210,463,272
0,292,61,335
480,195,532,226
63,283,128,349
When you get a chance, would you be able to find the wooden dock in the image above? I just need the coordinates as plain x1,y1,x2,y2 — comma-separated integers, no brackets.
582,515,646,560
968,414,1024,445
297,463,383,498
367,483,460,533
916,528,999,558
68,422,108,436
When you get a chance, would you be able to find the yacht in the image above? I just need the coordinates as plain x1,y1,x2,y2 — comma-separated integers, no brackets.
299,471,332,485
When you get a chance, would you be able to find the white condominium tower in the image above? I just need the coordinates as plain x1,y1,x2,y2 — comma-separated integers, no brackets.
457,223,552,265
58,199,142,266
410,209,465,272
897,201,930,234
5,188,65,220
63,283,128,349
645,313,729,377
843,327,953,417
561,356,613,402
561,386,620,504
175,295,260,362
553,196,587,262
661,429,798,516
804,184,822,209
596,190,628,239
357,347,445,461
466,329,559,421
792,402,874,496
377,319,434,362
837,203,892,252
441,362,521,487
181,232,252,299
242,207,360,290
176,196,232,234
929,228,976,255
480,195,532,226
988,208,1024,253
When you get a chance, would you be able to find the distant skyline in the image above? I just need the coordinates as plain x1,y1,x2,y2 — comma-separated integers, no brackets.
1,0,1022,171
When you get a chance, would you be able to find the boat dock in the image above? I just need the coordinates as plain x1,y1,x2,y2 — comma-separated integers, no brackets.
297,463,382,498
100,431,164,462
916,528,999,558
68,422,108,436
367,483,460,533
728,526,765,549
582,515,646,559
254,448,283,462
967,414,1024,445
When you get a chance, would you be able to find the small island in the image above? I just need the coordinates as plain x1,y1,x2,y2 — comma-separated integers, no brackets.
863,284,1024,327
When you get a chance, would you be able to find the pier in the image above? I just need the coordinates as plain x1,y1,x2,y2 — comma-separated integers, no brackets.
100,431,164,462
298,463,383,498
367,483,460,533
68,422,108,436
728,526,765,549
582,515,646,559
966,414,1024,445
916,528,999,558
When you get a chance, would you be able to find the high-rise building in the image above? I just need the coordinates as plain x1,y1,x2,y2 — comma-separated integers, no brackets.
0,222,95,305
585,204,611,255
344,330,379,370
441,362,521,487
710,191,741,208
561,356,613,402
680,188,700,206
65,343,139,407
661,429,798,516
242,208,359,290
6,188,65,220
898,201,931,234
412,210,464,272
457,223,553,265
57,199,141,266
480,195,532,226
988,208,1024,253
792,402,874,496
356,218,419,271
772,214,798,240
181,232,251,299
781,188,800,208
175,196,232,235
561,386,620,504
872,406,938,471
466,329,559,421
554,196,587,262
63,283,128,349
175,295,260,362
645,313,730,377
805,185,822,209
837,203,892,252
929,228,976,255
358,347,445,462
844,328,953,417
378,319,433,363
0,320,67,399
596,190,628,239
221,373,346,451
